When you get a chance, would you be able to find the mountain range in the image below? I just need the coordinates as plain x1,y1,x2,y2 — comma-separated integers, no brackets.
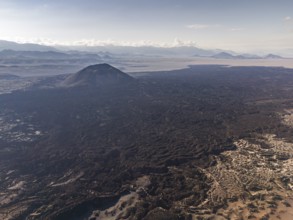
0,40,286,59
0,40,56,52
210,52,284,59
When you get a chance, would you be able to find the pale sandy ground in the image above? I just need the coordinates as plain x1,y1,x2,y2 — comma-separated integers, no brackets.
121,57,293,73
274,110,293,220
282,109,293,128
271,199,293,220
90,176,151,220
192,133,293,220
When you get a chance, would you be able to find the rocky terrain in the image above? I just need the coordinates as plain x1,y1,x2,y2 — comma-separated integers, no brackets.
0,65,293,219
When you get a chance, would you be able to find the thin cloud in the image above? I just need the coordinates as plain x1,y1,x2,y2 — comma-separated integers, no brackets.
8,37,198,48
186,23,224,30
186,24,244,32
171,38,197,47
185,24,211,29
230,28,245,32
284,16,292,21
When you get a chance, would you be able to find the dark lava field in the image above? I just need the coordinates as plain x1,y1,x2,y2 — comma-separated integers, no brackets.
1,64,293,220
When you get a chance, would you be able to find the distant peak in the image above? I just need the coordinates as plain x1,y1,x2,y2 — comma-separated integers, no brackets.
264,54,283,59
212,52,235,59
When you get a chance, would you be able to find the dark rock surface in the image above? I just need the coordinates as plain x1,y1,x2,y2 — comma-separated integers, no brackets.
0,65,293,219
0,73,20,80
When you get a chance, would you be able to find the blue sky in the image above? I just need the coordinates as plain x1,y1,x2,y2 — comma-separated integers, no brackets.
0,0,292,53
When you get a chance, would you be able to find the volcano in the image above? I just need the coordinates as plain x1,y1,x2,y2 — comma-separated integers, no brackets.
62,63,134,87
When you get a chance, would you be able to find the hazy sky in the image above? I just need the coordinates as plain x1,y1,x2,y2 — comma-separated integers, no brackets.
0,0,292,53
